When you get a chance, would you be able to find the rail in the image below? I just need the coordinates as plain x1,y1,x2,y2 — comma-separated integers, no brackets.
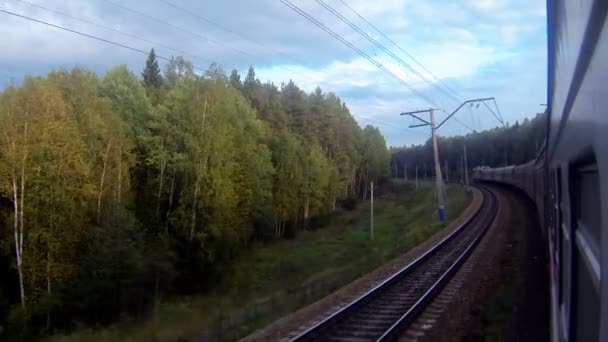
291,185,498,341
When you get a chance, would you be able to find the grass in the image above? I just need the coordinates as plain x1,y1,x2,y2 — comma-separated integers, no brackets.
478,191,548,342
52,181,471,342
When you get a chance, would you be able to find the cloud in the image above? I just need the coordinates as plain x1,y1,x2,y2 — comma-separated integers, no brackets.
0,0,547,146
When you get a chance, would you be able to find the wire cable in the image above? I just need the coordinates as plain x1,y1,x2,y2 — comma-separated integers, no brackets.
354,114,430,136
13,0,214,65
279,0,442,110
335,0,463,102
451,116,475,131
1,4,462,142
100,0,257,59
101,0,318,83
482,100,504,125
157,0,309,67
314,0,461,106
0,8,212,74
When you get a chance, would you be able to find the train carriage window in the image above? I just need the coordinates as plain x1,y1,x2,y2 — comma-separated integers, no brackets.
572,162,601,342
576,164,601,257
573,248,600,342
553,168,564,305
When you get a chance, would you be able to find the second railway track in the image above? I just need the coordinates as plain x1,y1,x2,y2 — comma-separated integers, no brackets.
291,185,498,342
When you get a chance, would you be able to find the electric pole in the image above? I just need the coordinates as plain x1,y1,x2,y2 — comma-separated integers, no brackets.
460,155,464,184
400,108,446,221
445,159,448,182
464,144,469,190
400,98,499,221
430,110,446,221
404,163,407,181
370,181,374,241
415,164,418,190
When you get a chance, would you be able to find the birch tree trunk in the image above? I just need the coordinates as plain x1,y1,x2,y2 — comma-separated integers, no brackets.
189,173,201,242
165,168,175,235
303,196,310,227
157,139,166,216
97,140,112,223
189,96,207,242
11,153,25,308
117,143,122,211
10,123,28,309
19,123,27,257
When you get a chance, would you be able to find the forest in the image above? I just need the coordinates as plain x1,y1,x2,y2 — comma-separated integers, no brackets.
0,49,390,338
390,111,547,181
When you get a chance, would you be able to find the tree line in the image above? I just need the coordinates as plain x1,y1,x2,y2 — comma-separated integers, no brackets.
390,112,547,181
0,49,390,337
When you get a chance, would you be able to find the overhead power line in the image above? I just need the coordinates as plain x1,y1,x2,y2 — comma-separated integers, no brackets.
101,0,317,83
13,0,214,65
0,8,212,74
2,3,473,141
354,114,430,136
279,0,442,109
101,0,256,59
451,116,475,131
158,0,251,43
313,0,461,106
484,98,504,125
332,0,503,134
157,0,309,66
335,0,463,102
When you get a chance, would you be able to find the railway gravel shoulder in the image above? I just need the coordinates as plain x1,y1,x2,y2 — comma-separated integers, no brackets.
397,186,510,342
240,188,482,342
397,184,549,342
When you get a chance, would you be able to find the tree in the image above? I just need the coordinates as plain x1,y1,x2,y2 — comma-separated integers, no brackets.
270,130,305,237
390,112,548,180
229,69,241,90
360,126,390,198
142,48,163,89
302,144,332,225
164,56,194,90
0,85,27,309
205,62,227,81
0,55,396,337
243,66,256,90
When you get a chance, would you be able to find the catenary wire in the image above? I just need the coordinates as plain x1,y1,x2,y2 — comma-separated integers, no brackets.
0,8,212,74
314,0,460,106
279,0,443,110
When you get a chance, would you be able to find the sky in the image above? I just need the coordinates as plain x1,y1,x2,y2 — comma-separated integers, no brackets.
0,0,547,146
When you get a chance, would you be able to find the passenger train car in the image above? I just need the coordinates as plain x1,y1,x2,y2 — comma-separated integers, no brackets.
474,1,607,341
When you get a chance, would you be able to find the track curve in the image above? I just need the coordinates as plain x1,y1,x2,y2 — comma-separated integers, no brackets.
291,185,498,342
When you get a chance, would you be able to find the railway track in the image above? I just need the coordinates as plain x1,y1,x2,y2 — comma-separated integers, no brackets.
291,186,498,342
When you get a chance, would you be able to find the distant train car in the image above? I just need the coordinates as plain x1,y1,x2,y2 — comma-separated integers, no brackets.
473,1,607,341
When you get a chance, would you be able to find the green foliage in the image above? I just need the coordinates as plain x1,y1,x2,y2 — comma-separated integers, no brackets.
65,216,149,323
390,113,547,180
53,182,470,342
141,48,163,89
0,59,391,338
361,125,390,182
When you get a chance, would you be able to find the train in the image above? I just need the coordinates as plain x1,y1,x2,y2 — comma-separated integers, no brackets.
473,1,607,341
